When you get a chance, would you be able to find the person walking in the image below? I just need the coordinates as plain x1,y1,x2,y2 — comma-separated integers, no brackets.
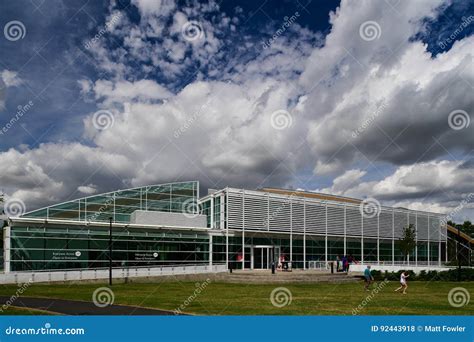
394,271,409,294
364,265,373,291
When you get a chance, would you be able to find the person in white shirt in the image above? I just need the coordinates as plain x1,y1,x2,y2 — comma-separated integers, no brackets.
394,271,409,294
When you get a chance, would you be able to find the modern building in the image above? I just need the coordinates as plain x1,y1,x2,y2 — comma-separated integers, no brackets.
2,181,464,273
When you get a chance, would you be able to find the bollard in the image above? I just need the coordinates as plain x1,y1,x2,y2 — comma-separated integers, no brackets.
330,261,334,274
271,261,275,274
229,263,233,274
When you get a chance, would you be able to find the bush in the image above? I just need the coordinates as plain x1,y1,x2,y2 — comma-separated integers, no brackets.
369,268,474,281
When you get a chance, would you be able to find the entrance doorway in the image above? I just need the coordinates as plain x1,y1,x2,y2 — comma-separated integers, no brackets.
251,246,280,269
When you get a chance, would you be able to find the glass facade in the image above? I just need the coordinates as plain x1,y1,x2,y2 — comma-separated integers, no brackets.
10,225,209,271
21,181,198,224
4,183,450,272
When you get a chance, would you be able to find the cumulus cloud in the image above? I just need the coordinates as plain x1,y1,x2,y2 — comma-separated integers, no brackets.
315,160,474,221
0,0,473,223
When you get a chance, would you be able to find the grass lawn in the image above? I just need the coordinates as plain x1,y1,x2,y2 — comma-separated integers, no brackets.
0,280,472,315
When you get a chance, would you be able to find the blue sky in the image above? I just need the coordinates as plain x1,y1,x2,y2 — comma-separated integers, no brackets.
0,0,473,222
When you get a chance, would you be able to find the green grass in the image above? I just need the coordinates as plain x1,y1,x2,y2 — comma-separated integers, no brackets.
0,281,472,315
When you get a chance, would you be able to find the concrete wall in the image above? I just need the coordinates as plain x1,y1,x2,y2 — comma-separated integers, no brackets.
130,210,207,228
348,264,452,274
0,264,227,285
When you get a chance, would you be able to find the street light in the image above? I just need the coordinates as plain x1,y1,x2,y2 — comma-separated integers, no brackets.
457,226,461,282
109,217,113,286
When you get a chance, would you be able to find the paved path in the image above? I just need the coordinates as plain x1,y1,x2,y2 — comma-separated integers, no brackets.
0,296,180,315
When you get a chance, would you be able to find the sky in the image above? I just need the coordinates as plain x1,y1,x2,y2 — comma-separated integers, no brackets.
0,0,473,223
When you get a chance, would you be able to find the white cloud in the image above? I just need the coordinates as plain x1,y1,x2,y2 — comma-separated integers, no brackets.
77,184,98,195
1,70,23,87
1,0,473,224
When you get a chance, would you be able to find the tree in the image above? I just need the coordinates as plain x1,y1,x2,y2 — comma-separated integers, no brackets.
398,224,416,264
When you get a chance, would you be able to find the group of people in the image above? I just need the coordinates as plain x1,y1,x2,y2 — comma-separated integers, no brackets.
363,265,410,294
335,255,356,272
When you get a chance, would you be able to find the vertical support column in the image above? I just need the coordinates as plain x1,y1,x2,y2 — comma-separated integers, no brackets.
361,211,364,264
225,190,229,270
242,190,245,270
325,203,328,264
303,198,306,270
140,188,143,210
4,226,11,274
392,210,395,266
267,193,270,231
407,212,409,265
290,197,293,266
210,195,214,229
377,212,380,265
438,219,442,266
415,213,418,266
343,204,347,256
145,186,148,210
427,214,430,266
209,235,213,266
445,222,448,263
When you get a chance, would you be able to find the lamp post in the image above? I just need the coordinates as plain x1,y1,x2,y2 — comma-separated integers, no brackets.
109,217,113,286
457,226,461,282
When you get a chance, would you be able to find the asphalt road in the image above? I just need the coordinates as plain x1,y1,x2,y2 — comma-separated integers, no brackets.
0,296,180,315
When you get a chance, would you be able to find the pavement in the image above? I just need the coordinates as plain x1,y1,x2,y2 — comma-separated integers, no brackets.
0,296,180,315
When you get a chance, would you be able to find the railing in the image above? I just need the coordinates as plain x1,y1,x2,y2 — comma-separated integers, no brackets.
0,263,227,285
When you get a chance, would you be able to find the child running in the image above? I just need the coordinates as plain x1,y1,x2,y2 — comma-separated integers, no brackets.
394,271,409,294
